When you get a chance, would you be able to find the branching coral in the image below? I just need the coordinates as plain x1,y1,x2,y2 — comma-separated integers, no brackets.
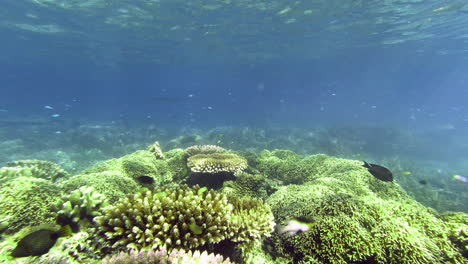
94,185,274,253
54,186,108,232
228,196,276,242
94,185,233,251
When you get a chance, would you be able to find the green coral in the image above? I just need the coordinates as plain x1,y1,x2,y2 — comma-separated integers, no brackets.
255,150,319,184
83,150,176,187
55,186,108,232
60,171,140,203
266,154,466,264
0,176,62,234
222,172,271,200
94,185,274,252
5,160,68,181
441,212,468,257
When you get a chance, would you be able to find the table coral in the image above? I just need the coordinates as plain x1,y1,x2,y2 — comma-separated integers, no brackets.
187,153,247,174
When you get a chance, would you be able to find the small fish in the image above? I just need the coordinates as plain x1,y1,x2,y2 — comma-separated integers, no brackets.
189,222,203,235
363,161,393,182
153,192,167,199
276,218,311,237
418,180,428,185
401,171,412,175
44,106,54,110
51,114,60,118
452,175,468,183
55,131,62,134
197,186,208,195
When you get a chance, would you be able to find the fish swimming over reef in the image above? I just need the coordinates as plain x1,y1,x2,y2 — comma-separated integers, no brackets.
11,225,71,258
276,216,313,237
362,161,393,182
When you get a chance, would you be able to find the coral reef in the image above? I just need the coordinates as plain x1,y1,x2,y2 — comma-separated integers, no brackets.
82,150,183,187
222,172,272,200
0,176,62,234
103,248,232,264
54,186,108,232
94,185,274,252
255,150,320,184
266,154,467,264
60,171,140,203
441,212,468,258
94,185,233,251
5,159,68,181
187,153,248,174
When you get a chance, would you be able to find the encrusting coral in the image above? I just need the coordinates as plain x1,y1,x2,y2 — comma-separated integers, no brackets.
94,185,274,252
103,248,233,264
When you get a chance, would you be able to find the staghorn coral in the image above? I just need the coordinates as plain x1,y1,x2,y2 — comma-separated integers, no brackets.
6,159,68,181
103,248,232,264
55,186,108,232
94,185,274,253
185,145,226,156
187,153,247,174
266,153,466,264
0,176,62,234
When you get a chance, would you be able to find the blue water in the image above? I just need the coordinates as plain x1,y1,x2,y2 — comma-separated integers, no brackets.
1,0,468,212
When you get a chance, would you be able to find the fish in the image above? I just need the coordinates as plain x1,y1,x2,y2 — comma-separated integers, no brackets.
189,223,203,235
51,114,60,118
276,218,312,237
11,225,71,257
418,180,428,185
401,171,412,175
197,186,208,195
452,175,468,183
362,161,393,182
44,105,54,110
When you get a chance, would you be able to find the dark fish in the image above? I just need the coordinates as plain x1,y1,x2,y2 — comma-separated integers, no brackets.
418,180,428,185
11,229,60,257
362,161,393,182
